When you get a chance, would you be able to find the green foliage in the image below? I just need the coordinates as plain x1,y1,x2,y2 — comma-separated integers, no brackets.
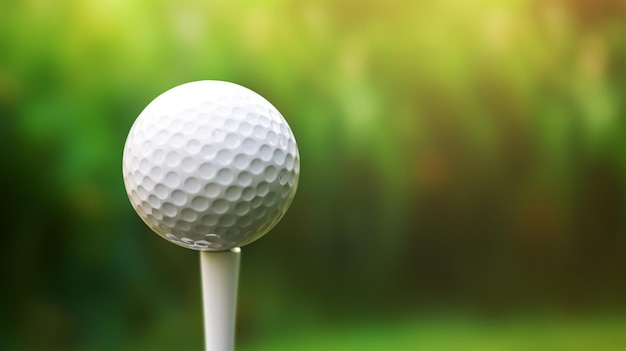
0,0,623,349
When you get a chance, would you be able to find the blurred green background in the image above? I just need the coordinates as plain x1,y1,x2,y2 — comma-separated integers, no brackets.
1,0,624,350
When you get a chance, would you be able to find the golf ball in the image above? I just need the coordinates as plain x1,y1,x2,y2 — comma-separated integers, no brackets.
123,81,299,251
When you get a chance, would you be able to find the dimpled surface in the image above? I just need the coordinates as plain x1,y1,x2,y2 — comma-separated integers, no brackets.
123,81,299,251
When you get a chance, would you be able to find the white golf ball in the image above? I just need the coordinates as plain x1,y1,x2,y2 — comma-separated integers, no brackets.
122,81,300,251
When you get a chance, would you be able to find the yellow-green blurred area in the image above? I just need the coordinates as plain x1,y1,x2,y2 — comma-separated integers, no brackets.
0,0,624,350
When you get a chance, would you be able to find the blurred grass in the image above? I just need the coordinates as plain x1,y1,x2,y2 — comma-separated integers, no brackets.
239,316,625,351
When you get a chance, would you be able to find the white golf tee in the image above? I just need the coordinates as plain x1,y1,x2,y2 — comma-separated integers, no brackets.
200,248,241,351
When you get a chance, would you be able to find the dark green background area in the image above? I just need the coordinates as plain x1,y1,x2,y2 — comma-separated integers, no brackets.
0,0,624,350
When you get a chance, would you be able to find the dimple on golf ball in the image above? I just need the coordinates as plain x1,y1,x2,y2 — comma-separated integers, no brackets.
123,80,300,251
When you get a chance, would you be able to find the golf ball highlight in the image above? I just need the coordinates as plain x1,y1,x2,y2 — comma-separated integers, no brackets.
123,81,299,251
